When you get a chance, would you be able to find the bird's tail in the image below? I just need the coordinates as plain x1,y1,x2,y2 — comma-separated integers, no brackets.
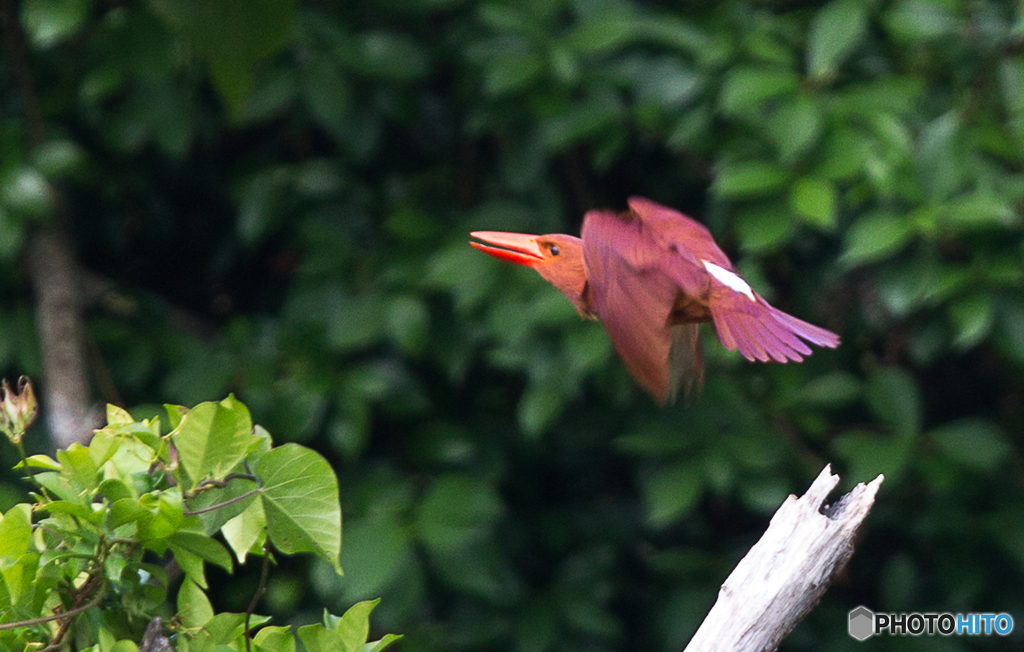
710,295,839,363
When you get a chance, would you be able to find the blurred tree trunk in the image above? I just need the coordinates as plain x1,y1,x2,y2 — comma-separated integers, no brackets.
2,0,93,447
29,232,93,447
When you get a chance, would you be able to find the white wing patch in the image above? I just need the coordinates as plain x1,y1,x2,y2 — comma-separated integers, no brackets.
702,260,755,302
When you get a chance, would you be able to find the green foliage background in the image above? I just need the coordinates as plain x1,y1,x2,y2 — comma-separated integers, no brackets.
2,0,1024,649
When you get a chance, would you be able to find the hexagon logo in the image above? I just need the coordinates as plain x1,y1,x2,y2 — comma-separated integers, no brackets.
849,606,874,641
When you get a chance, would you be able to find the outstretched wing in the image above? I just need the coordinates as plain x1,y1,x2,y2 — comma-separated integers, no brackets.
627,197,732,270
582,209,704,403
627,196,840,363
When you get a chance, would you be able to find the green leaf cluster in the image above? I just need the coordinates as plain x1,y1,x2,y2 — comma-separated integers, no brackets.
0,397,396,652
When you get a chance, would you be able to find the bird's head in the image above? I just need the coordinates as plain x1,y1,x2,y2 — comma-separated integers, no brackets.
470,231,592,317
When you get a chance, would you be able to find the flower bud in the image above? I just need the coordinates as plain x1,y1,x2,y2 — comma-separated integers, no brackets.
0,376,38,445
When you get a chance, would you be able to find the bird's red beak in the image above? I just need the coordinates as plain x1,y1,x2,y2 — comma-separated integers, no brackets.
470,231,544,267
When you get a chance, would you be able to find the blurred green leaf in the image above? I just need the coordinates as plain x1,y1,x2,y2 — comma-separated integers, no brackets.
540,96,623,151
918,111,962,201
834,428,914,485
771,96,822,163
931,419,1011,471
885,0,957,41
484,50,544,95
997,300,1024,362
32,140,88,179
426,244,498,313
415,475,502,553
796,372,861,408
518,375,568,436
865,366,922,438
0,207,25,260
350,31,429,81
565,14,637,53
150,0,296,110
22,0,89,48
566,15,711,57
242,65,298,122
386,295,430,356
948,293,994,350
807,0,868,78
0,167,55,222
840,210,915,266
817,127,870,180
734,204,794,251
302,56,352,138
712,161,790,198
325,292,385,352
338,512,415,601
806,0,864,78
237,168,291,245
940,194,1018,230
791,177,837,229
719,67,800,115
630,57,700,108
643,462,702,528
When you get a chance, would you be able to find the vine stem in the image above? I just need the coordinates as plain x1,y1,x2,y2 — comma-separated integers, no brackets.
0,583,106,631
15,441,48,497
244,540,272,652
183,487,262,516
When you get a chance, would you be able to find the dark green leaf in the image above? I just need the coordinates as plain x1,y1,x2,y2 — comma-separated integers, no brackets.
719,67,800,115
931,419,1011,471
840,210,915,266
415,475,502,553
865,366,921,438
807,0,868,78
150,0,297,110
643,462,702,527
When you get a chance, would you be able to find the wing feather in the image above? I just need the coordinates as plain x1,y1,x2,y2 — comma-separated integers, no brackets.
737,318,771,362
627,197,733,269
668,323,704,401
759,314,811,359
583,210,691,403
768,308,841,348
711,309,739,352
761,315,813,356
708,285,839,362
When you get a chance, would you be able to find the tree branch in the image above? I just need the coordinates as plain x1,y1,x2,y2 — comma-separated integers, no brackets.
684,465,883,652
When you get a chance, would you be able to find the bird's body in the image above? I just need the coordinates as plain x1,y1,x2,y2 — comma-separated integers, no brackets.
471,197,840,404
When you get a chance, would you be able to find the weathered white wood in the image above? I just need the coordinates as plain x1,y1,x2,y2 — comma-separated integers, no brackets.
684,465,883,652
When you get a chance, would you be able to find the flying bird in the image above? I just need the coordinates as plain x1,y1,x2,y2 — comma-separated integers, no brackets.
470,196,840,404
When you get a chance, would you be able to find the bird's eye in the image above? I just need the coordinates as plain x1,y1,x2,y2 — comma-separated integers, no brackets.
549,245,560,256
